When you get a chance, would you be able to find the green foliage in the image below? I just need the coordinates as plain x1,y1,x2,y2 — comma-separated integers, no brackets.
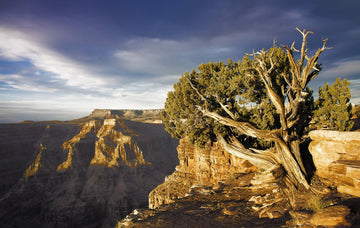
162,47,297,147
314,78,353,131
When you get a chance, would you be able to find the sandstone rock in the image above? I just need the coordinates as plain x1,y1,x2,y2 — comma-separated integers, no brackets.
56,121,96,171
90,119,149,167
347,164,360,179
309,130,360,142
309,141,342,175
56,119,150,170
309,130,360,197
337,185,360,197
309,205,351,227
149,138,257,209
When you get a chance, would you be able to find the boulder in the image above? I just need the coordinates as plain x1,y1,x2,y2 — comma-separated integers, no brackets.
310,205,351,227
309,130,360,197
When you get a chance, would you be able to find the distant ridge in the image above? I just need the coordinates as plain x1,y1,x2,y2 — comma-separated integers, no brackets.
72,109,163,124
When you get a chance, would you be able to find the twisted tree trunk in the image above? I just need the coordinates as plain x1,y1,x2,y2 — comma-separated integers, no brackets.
191,28,329,205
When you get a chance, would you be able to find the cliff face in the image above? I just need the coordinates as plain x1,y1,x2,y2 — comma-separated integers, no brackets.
0,117,178,228
117,131,360,228
0,122,80,196
52,119,149,172
149,138,256,209
120,131,360,227
309,130,360,197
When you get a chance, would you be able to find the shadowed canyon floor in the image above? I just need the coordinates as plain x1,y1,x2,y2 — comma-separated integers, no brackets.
0,110,179,228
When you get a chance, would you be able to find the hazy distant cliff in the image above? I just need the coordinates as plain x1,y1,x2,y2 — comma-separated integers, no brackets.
0,110,178,228
77,109,163,123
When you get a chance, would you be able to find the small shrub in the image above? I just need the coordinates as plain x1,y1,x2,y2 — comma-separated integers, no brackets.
307,195,331,212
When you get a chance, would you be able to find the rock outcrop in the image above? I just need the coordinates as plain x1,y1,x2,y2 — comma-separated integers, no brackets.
90,119,149,167
309,130,360,197
119,130,360,227
24,143,46,178
54,119,150,172
309,205,351,227
56,120,99,171
0,115,179,228
149,138,256,209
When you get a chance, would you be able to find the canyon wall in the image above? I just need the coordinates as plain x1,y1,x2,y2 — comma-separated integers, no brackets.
309,130,360,197
149,138,257,209
0,117,178,228
149,130,360,210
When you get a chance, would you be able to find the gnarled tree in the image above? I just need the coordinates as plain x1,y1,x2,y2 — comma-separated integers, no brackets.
162,28,329,204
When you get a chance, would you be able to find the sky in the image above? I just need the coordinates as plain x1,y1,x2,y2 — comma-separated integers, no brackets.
0,0,359,123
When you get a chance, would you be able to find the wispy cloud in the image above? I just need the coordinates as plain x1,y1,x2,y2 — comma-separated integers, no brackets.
0,74,58,92
0,27,106,90
320,59,360,79
114,37,189,77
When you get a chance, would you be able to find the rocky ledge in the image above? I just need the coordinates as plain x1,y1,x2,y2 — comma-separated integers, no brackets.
149,138,257,209
118,132,360,227
309,130,360,197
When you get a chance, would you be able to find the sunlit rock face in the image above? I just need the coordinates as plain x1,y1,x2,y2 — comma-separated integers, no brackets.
0,116,178,228
149,138,257,209
52,119,150,172
309,130,360,197
56,120,99,171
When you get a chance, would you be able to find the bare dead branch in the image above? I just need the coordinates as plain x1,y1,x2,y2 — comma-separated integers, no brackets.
290,42,300,52
300,39,329,88
215,95,237,120
187,78,209,109
283,45,301,88
268,57,275,75
281,72,293,89
255,67,288,131
296,27,313,68
216,135,277,169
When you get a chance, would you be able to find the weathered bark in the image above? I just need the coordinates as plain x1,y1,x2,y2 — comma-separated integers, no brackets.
216,135,278,169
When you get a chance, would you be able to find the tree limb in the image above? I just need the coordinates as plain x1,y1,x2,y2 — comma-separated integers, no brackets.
216,135,277,169
296,27,313,68
187,78,209,109
215,95,237,120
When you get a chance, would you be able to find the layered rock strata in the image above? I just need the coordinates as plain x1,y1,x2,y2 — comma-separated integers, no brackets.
309,130,360,197
0,118,179,228
90,119,149,167
149,138,257,209
54,119,150,172
122,130,360,227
